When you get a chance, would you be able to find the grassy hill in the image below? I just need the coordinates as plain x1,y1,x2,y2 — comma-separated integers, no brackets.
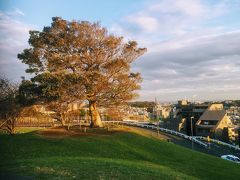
0,127,239,179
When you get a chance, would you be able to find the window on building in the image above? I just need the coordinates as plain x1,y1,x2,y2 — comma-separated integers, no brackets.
203,121,209,125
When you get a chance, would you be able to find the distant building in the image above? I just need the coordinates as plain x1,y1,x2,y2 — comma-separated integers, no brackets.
67,101,85,112
161,106,171,119
174,100,209,135
178,100,188,106
153,103,171,120
164,101,230,137
123,106,149,121
195,104,233,141
208,103,223,110
226,106,240,121
228,126,239,144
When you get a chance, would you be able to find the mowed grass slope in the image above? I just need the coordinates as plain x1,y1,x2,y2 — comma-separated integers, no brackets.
0,127,239,179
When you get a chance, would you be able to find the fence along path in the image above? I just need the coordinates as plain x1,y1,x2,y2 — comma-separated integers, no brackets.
103,120,240,151
103,120,207,148
195,136,240,151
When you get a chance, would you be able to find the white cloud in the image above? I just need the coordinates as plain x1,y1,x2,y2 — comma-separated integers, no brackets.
126,14,159,33
134,31,240,101
109,0,240,101
111,0,214,45
149,0,207,17
110,0,235,45
0,10,34,81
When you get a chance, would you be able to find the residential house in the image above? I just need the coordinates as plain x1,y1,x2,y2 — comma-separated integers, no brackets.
170,100,209,135
195,104,233,141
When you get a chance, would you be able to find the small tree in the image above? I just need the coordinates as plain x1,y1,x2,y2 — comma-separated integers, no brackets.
18,75,79,126
0,77,22,135
18,17,146,127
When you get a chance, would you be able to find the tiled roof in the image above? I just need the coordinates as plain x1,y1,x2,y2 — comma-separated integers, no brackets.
198,110,226,121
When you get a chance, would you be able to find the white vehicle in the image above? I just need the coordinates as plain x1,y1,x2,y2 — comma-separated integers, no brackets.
221,155,240,164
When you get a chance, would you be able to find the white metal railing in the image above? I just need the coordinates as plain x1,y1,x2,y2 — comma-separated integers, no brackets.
195,136,240,151
102,121,122,124
121,121,208,148
133,123,208,147
100,120,240,151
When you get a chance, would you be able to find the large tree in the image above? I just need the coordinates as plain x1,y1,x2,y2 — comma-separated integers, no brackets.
18,17,146,127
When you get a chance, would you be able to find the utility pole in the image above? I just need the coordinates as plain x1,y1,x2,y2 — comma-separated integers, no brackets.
191,116,194,150
155,97,158,121
155,97,160,137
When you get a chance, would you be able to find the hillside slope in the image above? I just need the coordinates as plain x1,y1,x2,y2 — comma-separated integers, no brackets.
0,127,239,179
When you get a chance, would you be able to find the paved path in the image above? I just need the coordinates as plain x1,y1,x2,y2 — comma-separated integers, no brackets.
130,126,240,158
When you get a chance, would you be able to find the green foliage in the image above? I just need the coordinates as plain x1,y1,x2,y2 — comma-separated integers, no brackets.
129,101,155,108
227,100,240,107
79,109,86,117
18,80,41,105
0,129,239,179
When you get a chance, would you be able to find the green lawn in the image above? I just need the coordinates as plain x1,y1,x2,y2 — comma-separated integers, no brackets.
0,127,239,179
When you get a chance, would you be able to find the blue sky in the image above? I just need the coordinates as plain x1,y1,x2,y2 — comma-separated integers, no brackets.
0,0,146,28
1,0,240,102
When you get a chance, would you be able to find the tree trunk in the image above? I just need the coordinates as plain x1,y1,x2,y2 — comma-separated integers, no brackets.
60,113,66,126
89,101,102,128
6,118,16,135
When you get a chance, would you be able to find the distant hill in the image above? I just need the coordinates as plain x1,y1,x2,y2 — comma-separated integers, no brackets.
128,101,155,108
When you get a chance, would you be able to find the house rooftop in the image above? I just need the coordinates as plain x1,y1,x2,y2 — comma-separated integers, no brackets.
198,110,226,121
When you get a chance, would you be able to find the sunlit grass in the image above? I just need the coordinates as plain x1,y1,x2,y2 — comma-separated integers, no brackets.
15,127,44,133
0,127,239,179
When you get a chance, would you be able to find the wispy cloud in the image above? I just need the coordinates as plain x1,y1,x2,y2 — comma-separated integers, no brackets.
6,8,25,16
